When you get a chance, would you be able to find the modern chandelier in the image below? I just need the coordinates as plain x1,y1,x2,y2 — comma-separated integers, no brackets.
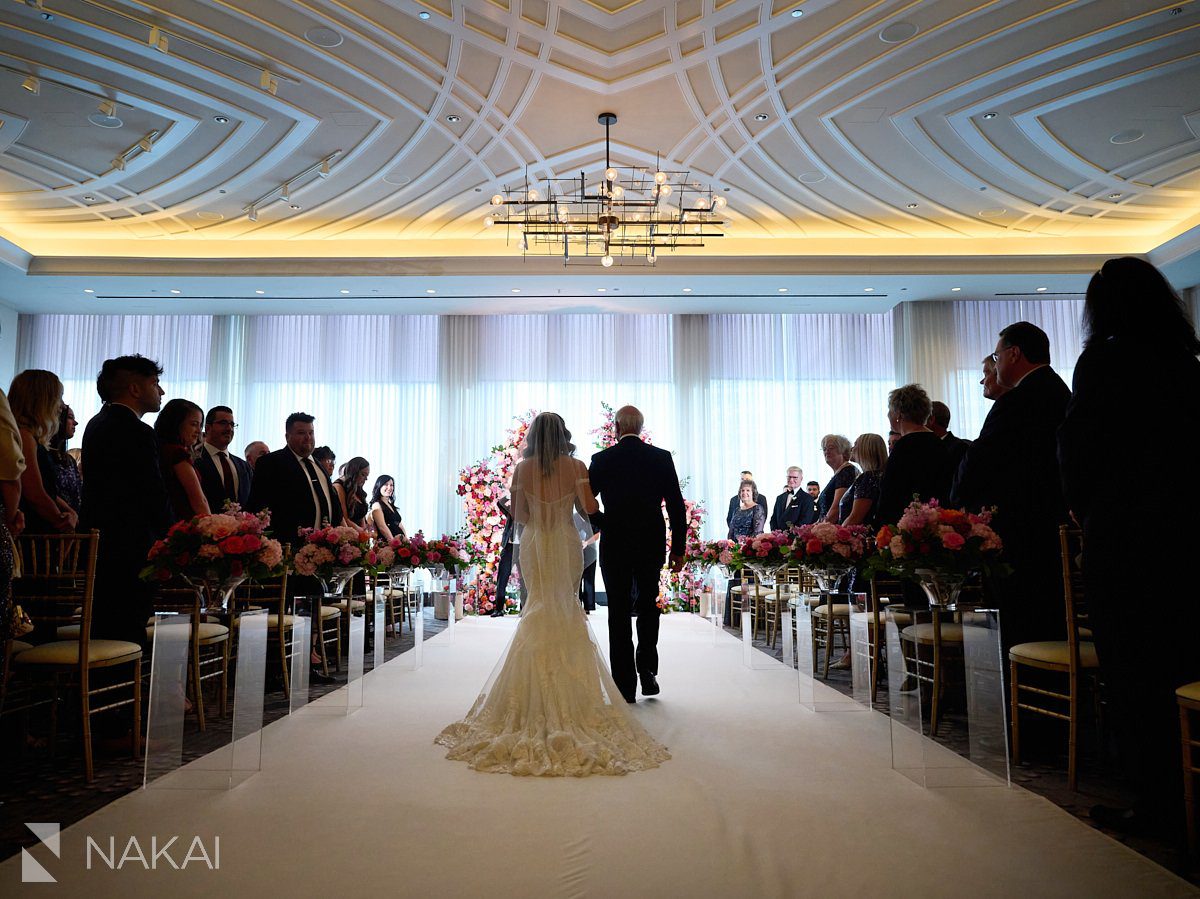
484,112,727,267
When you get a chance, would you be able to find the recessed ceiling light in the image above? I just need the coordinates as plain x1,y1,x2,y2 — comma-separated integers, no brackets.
426,289,436,294
510,288,520,293
446,114,461,123
83,288,94,293
906,203,918,209
951,287,962,292
213,115,229,124
1110,129,1143,145
1108,192,1123,199
169,288,181,294
864,287,874,292
41,11,54,20
754,113,770,122
289,204,301,210
339,289,350,294
304,26,343,48
790,8,804,17
418,10,431,19
879,21,919,43
1170,6,1182,14
1036,287,1047,292
83,195,96,202
255,289,265,295
981,112,997,120
682,287,692,293
218,189,227,194
597,288,606,292
778,287,788,293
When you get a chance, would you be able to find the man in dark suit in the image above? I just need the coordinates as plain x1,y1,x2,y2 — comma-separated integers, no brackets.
928,401,971,470
953,321,1071,655
196,405,253,513
491,493,518,617
726,469,768,528
247,412,342,548
81,355,170,648
589,405,686,703
770,466,816,531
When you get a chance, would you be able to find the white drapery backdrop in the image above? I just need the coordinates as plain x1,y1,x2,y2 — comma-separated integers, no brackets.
18,303,1094,540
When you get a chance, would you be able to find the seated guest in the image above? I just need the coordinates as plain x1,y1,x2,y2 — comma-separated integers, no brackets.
154,398,210,522
771,466,815,531
726,469,767,527
980,355,1008,402
9,370,77,533
313,445,336,479
244,440,270,470
196,405,252,512
817,435,857,523
928,401,970,469
368,474,407,541
876,384,953,527
48,403,82,513
727,479,765,539
334,456,370,527
839,433,887,527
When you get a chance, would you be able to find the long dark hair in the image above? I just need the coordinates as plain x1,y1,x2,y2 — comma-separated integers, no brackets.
336,456,370,504
153,398,204,460
1083,257,1200,354
370,474,395,508
50,404,74,456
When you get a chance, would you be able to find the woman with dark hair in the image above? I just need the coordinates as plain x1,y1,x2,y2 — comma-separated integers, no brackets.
334,456,370,527
368,474,406,541
727,479,765,539
9,370,77,533
49,403,82,513
1060,257,1200,834
153,398,210,522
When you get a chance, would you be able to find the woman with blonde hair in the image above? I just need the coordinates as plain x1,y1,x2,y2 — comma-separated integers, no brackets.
9,369,76,533
839,433,887,527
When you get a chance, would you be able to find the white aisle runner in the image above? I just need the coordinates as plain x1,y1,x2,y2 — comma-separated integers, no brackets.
4,610,1191,897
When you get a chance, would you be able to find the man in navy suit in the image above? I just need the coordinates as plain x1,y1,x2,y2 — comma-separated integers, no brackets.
196,405,253,512
588,405,686,703
770,466,816,531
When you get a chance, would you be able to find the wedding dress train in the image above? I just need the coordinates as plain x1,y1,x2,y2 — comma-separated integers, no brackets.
436,456,670,776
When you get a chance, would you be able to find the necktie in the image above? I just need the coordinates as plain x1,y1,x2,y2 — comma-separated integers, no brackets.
302,457,331,525
217,451,236,502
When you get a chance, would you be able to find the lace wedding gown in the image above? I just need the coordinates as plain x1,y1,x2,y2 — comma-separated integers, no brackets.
436,456,670,776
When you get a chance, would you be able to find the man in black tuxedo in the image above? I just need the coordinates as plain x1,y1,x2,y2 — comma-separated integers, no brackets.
726,469,768,528
953,322,1071,655
491,493,518,617
196,405,253,513
927,401,971,470
770,466,816,531
589,405,686,703
247,412,342,548
81,355,169,648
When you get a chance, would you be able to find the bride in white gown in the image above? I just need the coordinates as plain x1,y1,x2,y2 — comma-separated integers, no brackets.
436,412,670,776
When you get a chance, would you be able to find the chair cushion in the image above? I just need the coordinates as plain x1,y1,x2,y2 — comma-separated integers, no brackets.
730,585,771,596
1009,640,1098,668
145,622,230,643
329,599,366,612
813,604,851,617
56,624,82,640
9,640,33,655
14,639,142,668
320,606,341,619
901,622,964,643
1176,682,1200,703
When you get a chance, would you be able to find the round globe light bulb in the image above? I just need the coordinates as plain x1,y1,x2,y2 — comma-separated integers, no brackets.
527,188,539,201
483,215,494,227
601,254,614,267
647,251,657,265
694,197,709,209
490,194,504,206
659,184,672,197
605,167,618,182
654,171,667,184
713,195,727,209
611,184,624,198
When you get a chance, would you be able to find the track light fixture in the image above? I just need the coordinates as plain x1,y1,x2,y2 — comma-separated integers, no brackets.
319,159,330,178
112,156,126,171
260,70,278,95
21,75,39,94
148,26,168,52
242,151,341,222
247,206,258,222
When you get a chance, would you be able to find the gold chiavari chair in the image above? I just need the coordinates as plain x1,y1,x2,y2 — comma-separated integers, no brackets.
382,569,410,636
1008,526,1098,790
867,575,906,703
730,570,771,638
146,584,231,731
10,531,142,782
1177,681,1200,857
811,580,852,679
233,575,295,697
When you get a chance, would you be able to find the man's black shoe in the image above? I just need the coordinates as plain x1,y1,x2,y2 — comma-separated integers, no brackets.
309,668,335,685
641,674,660,696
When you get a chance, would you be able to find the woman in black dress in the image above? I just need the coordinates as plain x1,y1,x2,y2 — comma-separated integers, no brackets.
49,404,82,513
334,457,370,527
1059,257,1200,834
153,398,210,522
368,474,407,541
839,432,887,528
9,370,77,533
817,434,857,523
875,384,953,527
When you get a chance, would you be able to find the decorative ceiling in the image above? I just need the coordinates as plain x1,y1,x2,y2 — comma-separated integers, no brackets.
0,0,1196,268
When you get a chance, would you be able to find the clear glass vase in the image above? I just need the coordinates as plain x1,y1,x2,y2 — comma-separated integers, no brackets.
806,566,851,594
913,568,966,607
184,573,247,613
319,566,361,597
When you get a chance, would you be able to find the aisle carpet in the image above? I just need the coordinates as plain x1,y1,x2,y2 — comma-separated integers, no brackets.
3,611,1193,897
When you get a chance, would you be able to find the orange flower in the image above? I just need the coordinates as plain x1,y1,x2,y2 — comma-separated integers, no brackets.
876,525,894,549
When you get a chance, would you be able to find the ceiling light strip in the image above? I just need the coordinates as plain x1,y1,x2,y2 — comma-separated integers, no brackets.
242,151,341,221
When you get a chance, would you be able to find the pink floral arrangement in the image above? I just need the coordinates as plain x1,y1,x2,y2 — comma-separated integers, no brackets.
686,537,737,568
729,529,797,573
658,498,707,612
870,499,1008,580
589,401,653,450
140,505,286,583
388,531,434,569
292,524,374,578
789,521,873,570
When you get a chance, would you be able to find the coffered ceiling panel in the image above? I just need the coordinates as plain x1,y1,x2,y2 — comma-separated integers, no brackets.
0,0,1196,263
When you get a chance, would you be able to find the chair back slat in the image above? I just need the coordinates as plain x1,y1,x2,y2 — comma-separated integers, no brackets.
13,531,100,647
1058,526,1088,667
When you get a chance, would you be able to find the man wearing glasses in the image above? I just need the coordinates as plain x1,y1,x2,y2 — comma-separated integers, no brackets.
197,405,253,511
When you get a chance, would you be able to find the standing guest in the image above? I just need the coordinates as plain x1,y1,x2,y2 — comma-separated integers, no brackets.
928,401,970,469
244,440,270,470
247,413,342,547
876,384,953,527
9,370,77,534
817,435,857,523
153,398,210,523
727,479,766,540
953,322,1071,660
196,406,252,512
333,457,370,527
980,355,1009,402
805,480,820,501
313,446,336,479
492,491,519,617
887,428,901,453
368,475,407,542
81,354,168,648
48,403,82,514
575,509,599,613
839,433,887,527
0,387,25,646
726,469,767,527
1059,258,1200,834
770,466,815,531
